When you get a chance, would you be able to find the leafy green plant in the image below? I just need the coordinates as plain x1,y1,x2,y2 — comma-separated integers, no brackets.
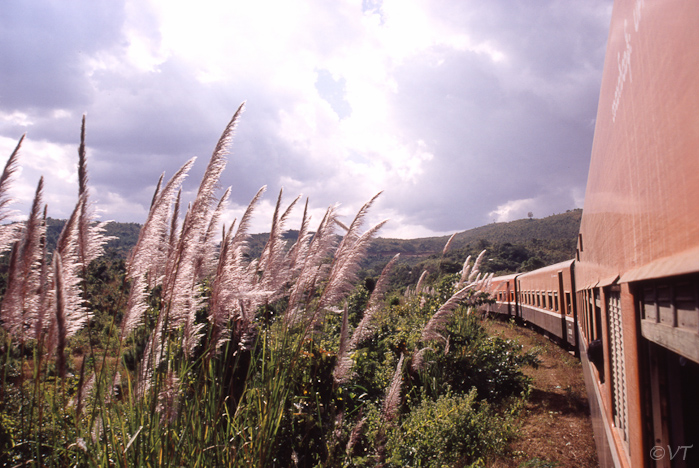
386,388,513,467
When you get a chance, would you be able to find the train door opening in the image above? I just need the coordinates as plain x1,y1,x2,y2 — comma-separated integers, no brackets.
636,275,699,468
643,342,699,468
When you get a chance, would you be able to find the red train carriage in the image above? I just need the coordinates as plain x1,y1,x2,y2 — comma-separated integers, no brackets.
516,260,577,349
575,0,699,466
485,273,518,317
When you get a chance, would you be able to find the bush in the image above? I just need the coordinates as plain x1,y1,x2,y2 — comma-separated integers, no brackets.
386,388,513,467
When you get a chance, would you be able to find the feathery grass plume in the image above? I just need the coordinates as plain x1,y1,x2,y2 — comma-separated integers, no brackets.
316,219,388,314
285,198,312,275
421,285,474,344
207,222,236,354
442,233,456,256
193,186,231,281
411,346,434,372
161,104,245,357
382,353,405,422
122,158,195,338
0,134,22,220
332,303,353,384
207,186,265,351
467,249,486,282
33,206,49,342
53,252,68,378
48,195,92,350
315,194,387,318
156,370,181,425
456,255,472,288
414,270,428,296
75,116,113,268
221,187,267,338
346,414,367,457
348,253,400,350
0,135,23,253
1,178,45,342
256,190,302,305
284,204,340,324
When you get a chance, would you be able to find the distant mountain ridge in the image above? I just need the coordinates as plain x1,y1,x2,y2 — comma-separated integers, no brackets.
43,210,582,279
367,209,581,256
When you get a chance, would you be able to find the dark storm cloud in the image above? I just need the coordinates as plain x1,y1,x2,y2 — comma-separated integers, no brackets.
380,0,610,231
0,1,125,112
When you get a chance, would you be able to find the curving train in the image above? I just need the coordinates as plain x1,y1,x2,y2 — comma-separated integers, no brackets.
482,1,699,467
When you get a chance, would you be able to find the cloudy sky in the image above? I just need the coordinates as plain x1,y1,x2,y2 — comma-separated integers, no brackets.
0,0,612,238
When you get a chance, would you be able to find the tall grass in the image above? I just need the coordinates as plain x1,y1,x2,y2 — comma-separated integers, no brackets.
0,106,526,467
0,105,391,466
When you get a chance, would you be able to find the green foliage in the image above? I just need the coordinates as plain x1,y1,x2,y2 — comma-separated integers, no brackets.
386,388,513,467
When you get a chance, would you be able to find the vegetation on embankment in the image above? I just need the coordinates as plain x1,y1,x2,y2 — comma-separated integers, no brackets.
1,111,548,467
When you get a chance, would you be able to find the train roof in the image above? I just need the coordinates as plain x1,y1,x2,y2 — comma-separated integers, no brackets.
490,273,519,283
518,259,574,279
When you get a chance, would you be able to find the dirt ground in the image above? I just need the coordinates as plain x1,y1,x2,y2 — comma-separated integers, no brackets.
482,316,599,468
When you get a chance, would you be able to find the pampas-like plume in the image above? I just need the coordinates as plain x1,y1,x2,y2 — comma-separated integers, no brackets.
414,270,428,296
421,285,473,344
255,189,301,301
156,370,180,425
206,186,265,353
382,353,404,421
347,253,400,351
442,233,456,256
456,255,472,287
1,178,46,342
284,204,340,324
467,249,486,282
193,187,231,281
315,194,387,317
0,135,22,221
162,104,245,358
122,158,195,338
0,135,22,254
49,195,92,348
53,252,68,378
346,414,367,456
75,118,112,268
332,303,353,385
410,346,434,372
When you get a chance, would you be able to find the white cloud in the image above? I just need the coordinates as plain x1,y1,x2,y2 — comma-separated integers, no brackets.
488,198,536,223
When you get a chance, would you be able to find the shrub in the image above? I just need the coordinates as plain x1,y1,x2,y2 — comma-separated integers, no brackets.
386,388,514,467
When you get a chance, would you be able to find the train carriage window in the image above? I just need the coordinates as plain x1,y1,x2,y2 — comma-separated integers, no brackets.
554,292,559,312
566,292,572,316
548,292,554,311
594,289,603,341
606,288,629,452
638,274,699,363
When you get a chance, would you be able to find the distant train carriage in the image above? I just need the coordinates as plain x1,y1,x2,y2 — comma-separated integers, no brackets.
517,260,577,349
486,273,518,317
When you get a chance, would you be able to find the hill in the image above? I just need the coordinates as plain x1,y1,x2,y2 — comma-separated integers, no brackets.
360,209,582,289
42,209,581,290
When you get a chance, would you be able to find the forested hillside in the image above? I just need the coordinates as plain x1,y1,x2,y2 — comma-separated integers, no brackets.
42,209,581,292
360,209,581,289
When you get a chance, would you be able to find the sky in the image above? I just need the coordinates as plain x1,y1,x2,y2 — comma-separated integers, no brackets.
0,0,613,239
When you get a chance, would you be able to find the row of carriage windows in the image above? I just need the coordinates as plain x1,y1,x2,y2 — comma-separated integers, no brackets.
496,288,575,316
518,290,572,316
